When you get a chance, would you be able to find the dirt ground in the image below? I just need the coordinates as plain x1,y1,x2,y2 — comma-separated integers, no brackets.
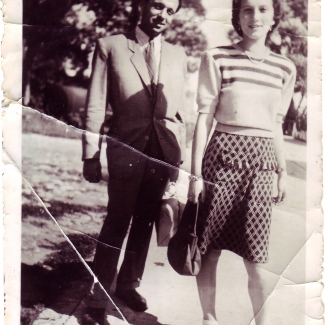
21,130,108,323
20,117,314,325
21,128,191,325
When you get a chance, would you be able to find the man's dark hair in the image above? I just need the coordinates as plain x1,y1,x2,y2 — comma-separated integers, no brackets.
130,0,182,28
231,0,281,37
140,0,182,12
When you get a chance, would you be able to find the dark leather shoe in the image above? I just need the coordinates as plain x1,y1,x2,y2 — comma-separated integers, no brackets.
83,307,106,325
115,289,148,312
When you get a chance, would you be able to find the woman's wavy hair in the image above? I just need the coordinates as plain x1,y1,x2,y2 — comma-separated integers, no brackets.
231,0,281,37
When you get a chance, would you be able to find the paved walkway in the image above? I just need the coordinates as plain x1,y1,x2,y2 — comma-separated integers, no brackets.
21,132,319,325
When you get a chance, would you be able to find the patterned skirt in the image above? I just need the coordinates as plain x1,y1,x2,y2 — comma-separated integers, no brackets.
197,131,278,263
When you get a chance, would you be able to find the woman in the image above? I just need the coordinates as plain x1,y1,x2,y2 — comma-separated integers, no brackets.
188,0,296,324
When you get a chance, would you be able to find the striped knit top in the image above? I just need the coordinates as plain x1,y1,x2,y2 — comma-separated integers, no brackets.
197,43,296,138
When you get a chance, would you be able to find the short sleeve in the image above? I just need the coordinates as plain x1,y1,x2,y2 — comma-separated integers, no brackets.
196,50,221,114
276,62,297,123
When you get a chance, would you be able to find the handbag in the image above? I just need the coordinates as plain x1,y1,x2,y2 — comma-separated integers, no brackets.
156,197,180,247
167,200,201,276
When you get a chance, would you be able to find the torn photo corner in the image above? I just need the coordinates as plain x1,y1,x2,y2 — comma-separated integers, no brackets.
2,0,323,325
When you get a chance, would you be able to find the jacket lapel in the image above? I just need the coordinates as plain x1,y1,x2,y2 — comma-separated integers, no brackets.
127,33,152,96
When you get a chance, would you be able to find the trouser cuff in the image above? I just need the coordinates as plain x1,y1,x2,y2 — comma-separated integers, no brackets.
84,282,110,309
116,279,140,291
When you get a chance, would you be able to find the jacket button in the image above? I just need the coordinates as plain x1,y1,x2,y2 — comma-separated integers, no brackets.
144,136,149,140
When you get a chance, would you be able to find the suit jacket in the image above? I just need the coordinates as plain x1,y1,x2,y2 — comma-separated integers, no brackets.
82,30,187,180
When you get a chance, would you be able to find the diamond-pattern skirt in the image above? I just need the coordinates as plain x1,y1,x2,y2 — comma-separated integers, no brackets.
198,131,277,263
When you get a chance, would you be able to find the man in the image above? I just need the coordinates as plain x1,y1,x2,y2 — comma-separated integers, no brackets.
82,0,186,320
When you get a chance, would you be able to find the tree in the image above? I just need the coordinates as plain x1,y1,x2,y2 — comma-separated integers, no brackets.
164,7,207,72
23,0,135,111
23,0,207,124
268,0,307,98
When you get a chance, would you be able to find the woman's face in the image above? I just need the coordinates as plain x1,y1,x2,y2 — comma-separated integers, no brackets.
238,0,275,41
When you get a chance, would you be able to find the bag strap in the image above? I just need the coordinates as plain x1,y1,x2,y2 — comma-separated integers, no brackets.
193,201,199,236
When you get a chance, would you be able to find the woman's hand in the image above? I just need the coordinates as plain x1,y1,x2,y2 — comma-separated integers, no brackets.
274,171,287,204
187,179,205,204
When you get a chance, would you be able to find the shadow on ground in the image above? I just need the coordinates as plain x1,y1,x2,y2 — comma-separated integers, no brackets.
22,199,107,220
283,137,306,146
286,160,306,180
21,229,165,325
21,233,95,324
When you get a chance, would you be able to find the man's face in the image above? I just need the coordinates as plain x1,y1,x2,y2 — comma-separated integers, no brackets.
139,0,180,38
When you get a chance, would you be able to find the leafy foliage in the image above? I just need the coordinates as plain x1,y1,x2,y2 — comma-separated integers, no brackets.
23,0,135,91
164,8,207,72
268,0,307,96
23,0,207,115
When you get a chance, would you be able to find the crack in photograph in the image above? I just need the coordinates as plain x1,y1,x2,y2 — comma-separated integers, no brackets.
5,0,321,324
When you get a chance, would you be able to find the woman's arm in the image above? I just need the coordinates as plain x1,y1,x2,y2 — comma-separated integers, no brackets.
273,123,287,204
188,112,214,203
273,61,296,204
188,50,220,203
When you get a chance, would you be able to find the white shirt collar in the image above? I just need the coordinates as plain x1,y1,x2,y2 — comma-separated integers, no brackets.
135,26,162,83
135,26,162,50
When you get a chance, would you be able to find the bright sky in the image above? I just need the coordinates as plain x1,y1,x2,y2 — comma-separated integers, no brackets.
201,0,235,48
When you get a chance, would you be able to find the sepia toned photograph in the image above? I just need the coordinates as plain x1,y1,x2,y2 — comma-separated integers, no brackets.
2,0,322,325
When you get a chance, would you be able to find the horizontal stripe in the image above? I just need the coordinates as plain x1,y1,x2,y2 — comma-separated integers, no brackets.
214,54,285,78
222,70,283,88
217,45,236,50
212,53,293,75
222,77,283,90
220,66,282,80
269,52,293,64
213,54,242,61
263,58,293,75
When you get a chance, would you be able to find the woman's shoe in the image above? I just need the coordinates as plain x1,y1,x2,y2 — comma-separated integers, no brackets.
202,319,219,325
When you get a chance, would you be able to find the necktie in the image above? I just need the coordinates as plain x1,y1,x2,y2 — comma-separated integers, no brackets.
145,39,157,102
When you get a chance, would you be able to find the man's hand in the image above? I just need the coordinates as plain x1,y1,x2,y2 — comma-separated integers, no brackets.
83,158,102,183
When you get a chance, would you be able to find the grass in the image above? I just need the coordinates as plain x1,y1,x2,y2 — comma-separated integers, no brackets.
23,108,82,140
23,107,196,145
